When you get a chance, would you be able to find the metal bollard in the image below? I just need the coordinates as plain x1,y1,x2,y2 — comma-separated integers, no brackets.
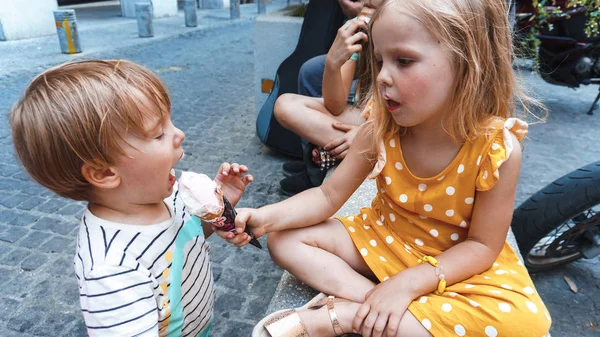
53,10,82,54
230,0,240,19
135,2,154,38
184,0,198,27
257,0,266,14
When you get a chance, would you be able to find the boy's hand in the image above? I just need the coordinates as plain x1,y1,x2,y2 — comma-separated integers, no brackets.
213,208,265,248
214,162,253,207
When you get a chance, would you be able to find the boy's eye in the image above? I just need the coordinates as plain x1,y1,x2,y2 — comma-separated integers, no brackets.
396,58,413,66
154,133,164,140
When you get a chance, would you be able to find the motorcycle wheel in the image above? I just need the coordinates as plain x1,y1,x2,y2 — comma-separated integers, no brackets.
511,161,600,272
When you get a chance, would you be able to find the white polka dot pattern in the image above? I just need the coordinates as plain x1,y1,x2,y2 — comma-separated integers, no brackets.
337,118,547,337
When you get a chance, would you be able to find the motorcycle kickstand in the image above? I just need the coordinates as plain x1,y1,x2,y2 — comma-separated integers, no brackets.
588,87,600,115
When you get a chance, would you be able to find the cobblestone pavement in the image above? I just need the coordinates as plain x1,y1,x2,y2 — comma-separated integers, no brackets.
0,12,599,337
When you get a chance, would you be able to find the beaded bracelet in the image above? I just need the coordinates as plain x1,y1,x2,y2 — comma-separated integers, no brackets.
418,255,447,295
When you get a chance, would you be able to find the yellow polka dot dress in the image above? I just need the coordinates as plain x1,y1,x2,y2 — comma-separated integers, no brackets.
337,118,552,336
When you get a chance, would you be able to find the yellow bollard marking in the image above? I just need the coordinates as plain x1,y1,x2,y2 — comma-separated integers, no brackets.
63,18,76,54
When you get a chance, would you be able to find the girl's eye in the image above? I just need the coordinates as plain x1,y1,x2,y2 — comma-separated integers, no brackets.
155,133,164,140
375,59,383,68
396,58,413,66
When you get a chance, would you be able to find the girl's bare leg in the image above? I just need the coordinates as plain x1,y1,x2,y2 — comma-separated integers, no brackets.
274,94,363,148
267,219,432,337
291,298,432,337
268,218,375,302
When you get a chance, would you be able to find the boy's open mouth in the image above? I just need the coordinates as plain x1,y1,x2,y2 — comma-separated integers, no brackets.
169,169,176,186
169,153,185,186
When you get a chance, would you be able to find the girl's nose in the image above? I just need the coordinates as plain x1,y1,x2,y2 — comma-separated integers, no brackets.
376,64,392,88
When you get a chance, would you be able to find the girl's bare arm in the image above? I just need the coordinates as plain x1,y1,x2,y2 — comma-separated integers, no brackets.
254,125,376,233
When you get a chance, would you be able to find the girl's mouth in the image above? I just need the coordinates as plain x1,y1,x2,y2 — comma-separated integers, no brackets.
386,99,400,112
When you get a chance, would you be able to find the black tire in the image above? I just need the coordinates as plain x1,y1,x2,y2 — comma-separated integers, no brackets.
511,161,600,272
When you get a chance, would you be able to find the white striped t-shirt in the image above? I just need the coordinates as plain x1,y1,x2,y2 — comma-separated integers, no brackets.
74,184,214,336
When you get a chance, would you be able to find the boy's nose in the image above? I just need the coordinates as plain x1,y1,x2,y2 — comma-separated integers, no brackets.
174,127,185,146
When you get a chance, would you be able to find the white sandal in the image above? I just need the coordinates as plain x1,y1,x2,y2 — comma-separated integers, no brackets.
252,293,348,337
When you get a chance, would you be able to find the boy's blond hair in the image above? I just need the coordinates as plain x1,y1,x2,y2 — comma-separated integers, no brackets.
10,59,170,201
367,0,544,145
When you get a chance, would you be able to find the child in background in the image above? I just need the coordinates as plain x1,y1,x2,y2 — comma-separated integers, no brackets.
228,0,552,336
275,0,382,196
9,60,252,336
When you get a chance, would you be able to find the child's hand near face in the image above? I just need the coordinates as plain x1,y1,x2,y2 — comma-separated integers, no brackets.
214,162,253,207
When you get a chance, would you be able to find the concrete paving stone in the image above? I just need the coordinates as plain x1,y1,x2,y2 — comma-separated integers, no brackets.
0,192,17,205
0,248,31,266
214,292,246,320
0,193,30,209
56,204,86,217
18,231,51,249
0,208,19,223
0,227,27,243
32,216,76,236
0,267,14,286
3,276,33,300
34,198,70,214
38,312,82,337
63,320,88,337
247,275,281,298
221,321,255,337
42,257,75,277
245,294,273,321
20,254,48,272
15,196,47,211
0,177,23,191
212,265,223,283
10,170,32,182
9,213,39,228
0,163,21,177
217,267,255,291
38,236,72,254
7,306,46,334
30,277,80,307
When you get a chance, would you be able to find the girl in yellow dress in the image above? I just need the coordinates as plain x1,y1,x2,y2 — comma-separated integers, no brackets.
225,0,552,336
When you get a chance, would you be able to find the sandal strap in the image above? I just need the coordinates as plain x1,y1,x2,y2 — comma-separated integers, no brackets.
326,296,345,336
264,309,308,337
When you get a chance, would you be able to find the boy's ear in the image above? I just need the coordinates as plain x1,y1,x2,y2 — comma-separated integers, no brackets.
81,163,121,189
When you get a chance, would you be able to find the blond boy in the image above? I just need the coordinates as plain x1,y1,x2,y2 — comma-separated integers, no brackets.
9,59,253,336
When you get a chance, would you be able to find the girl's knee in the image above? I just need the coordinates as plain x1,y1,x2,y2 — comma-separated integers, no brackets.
266,230,299,265
274,94,296,127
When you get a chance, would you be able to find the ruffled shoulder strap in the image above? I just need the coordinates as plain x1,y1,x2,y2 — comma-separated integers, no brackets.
368,139,386,180
361,99,375,119
475,118,528,191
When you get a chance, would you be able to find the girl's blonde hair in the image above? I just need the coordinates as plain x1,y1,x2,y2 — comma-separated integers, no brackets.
367,0,544,145
10,59,170,201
